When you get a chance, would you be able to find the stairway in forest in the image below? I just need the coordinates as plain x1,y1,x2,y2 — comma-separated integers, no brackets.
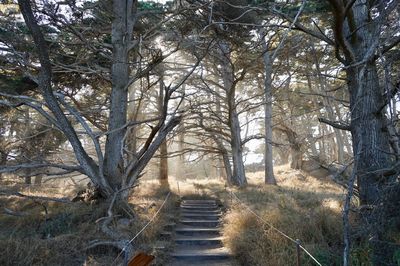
168,198,231,266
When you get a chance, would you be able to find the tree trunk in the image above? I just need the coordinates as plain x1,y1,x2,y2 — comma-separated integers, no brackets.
125,116,181,186
24,110,31,185
126,86,138,163
104,0,136,189
229,110,247,186
221,149,233,184
290,145,303,169
276,147,290,165
34,175,42,186
177,123,185,179
262,50,277,185
318,124,327,162
347,64,391,203
310,43,346,164
211,136,233,184
340,1,393,206
219,42,247,186
309,135,319,157
333,1,395,263
24,175,31,185
157,76,169,187
218,156,226,180
159,140,169,187
276,125,303,170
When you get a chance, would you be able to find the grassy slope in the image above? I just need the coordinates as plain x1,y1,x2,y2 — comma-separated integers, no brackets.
1,163,385,266
171,164,346,266
223,166,345,266
0,178,177,266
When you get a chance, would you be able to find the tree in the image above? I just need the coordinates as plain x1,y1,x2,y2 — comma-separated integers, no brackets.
272,0,400,263
0,0,202,200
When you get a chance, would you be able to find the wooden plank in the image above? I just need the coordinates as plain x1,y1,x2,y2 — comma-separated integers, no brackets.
128,252,155,266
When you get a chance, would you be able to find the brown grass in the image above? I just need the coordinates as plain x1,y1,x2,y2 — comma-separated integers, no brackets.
0,178,178,266
157,165,345,265
219,166,344,266
0,164,354,265
156,165,343,266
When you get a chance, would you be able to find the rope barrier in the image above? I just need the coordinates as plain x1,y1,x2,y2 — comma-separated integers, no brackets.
112,191,171,265
229,190,322,266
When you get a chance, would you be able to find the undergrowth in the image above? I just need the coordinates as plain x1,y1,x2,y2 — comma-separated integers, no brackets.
220,166,345,266
0,179,177,266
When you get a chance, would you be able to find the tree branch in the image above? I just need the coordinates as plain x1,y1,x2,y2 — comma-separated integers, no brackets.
0,191,71,204
318,117,351,131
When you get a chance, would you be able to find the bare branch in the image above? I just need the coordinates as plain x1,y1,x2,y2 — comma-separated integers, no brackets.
0,191,71,204
318,117,351,131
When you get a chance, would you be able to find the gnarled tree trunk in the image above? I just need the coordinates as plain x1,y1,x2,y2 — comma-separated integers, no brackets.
103,0,136,190
328,1,397,263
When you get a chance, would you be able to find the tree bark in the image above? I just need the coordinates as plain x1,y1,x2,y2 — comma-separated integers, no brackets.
125,116,181,187
214,138,233,184
177,122,185,179
157,76,169,187
219,42,247,186
104,0,137,189
328,1,396,263
34,175,43,186
159,140,169,187
261,49,277,185
339,1,393,206
290,145,303,169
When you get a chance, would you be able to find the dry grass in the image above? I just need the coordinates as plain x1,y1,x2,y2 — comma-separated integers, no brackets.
156,165,343,266
0,164,357,265
0,178,178,266
218,165,345,266
160,165,346,265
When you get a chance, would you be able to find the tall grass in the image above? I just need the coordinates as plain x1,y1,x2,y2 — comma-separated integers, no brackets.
0,179,178,266
216,165,344,266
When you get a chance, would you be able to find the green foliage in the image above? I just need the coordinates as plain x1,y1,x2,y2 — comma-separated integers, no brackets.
0,75,37,94
311,248,341,266
138,1,164,11
304,0,331,13
351,244,373,266
39,213,74,237
393,249,400,266
280,0,330,16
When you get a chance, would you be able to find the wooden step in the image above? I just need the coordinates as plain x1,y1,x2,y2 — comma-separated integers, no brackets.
181,210,221,215
181,213,220,220
170,198,231,265
180,219,220,227
171,247,230,260
182,200,217,204
163,223,176,231
180,206,219,211
175,235,223,246
180,205,218,209
160,231,173,239
175,226,220,236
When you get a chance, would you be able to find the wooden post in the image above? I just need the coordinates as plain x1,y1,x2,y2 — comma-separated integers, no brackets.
296,239,301,266
123,249,128,266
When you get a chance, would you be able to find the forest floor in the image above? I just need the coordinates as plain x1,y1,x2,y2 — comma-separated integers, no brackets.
173,164,347,266
0,163,357,265
0,177,178,266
